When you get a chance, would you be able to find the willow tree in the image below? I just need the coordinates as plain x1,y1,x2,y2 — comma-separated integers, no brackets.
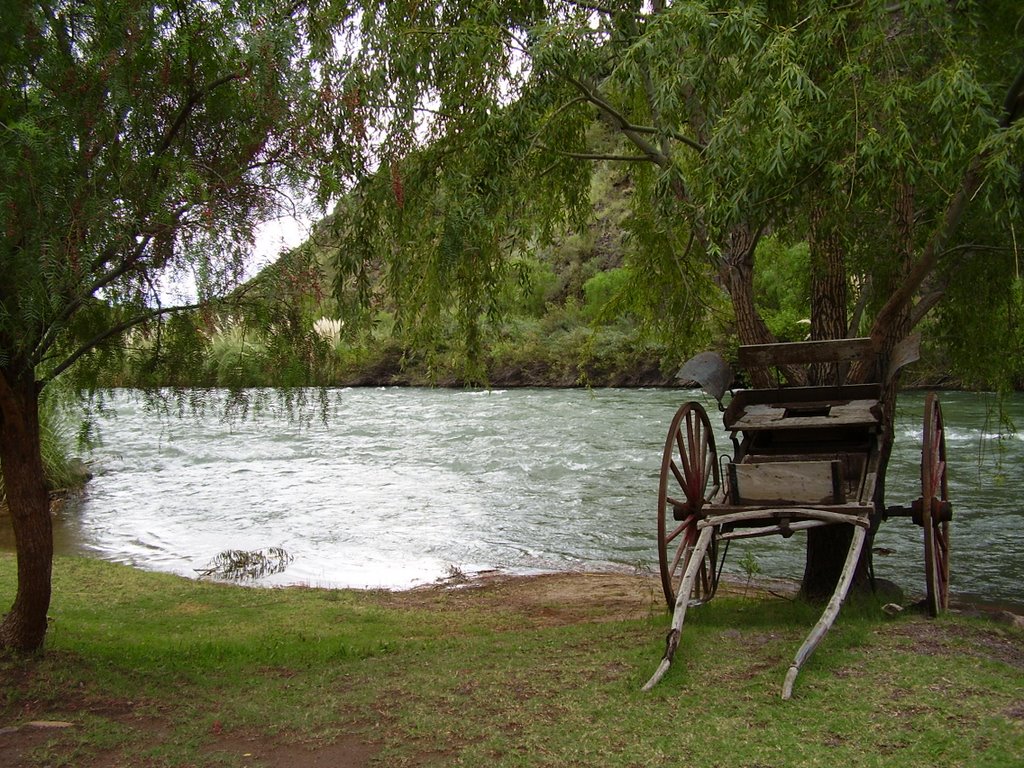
0,0,354,652
326,1,1024,594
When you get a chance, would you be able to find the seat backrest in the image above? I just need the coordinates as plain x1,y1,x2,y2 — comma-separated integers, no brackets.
737,338,877,387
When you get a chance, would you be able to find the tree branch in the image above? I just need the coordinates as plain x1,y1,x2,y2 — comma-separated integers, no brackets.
537,144,651,162
157,71,244,159
567,76,704,160
909,286,946,329
869,63,1024,344
1001,63,1024,127
40,301,204,386
31,202,194,368
868,154,984,346
563,0,643,19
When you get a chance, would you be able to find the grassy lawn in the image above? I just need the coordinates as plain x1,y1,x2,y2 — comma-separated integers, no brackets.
2,554,1022,767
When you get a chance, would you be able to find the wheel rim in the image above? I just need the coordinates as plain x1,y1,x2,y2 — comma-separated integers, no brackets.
657,402,720,610
922,393,950,616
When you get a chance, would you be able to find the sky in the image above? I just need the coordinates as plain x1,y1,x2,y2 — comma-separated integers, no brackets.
251,214,312,275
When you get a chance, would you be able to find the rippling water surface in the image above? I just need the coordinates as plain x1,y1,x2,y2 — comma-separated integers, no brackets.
14,387,1024,608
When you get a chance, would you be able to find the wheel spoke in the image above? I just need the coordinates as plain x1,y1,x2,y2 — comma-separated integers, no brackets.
935,525,950,575
703,443,716,494
695,420,709,494
669,540,685,574
676,422,695,487
686,411,698,481
696,560,709,595
669,526,695,574
691,415,708,493
921,394,951,616
664,515,694,545
669,460,687,492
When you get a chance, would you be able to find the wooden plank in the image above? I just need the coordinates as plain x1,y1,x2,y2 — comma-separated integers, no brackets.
717,519,833,541
729,460,845,505
699,507,872,529
743,452,868,501
741,452,866,482
725,398,882,431
722,384,883,432
738,338,877,368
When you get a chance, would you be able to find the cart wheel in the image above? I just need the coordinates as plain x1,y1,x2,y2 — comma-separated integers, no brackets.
657,402,720,611
921,393,951,617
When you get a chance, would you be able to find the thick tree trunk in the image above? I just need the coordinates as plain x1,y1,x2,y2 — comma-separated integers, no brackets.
808,206,848,380
0,368,53,653
801,206,864,600
801,185,917,601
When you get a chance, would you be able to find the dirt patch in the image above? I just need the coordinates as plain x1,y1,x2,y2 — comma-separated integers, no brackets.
373,568,799,629
0,723,70,768
0,723,380,768
368,569,666,628
205,731,379,768
887,613,1024,671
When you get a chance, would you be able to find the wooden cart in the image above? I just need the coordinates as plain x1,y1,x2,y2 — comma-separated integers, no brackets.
643,337,952,698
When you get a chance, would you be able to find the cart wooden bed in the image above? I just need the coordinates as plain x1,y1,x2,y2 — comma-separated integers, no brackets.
643,337,952,698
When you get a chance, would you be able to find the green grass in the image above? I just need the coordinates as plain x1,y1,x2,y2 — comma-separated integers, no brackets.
2,555,1023,767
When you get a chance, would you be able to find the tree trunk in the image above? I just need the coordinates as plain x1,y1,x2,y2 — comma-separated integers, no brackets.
808,206,848,381
800,207,868,600
801,184,917,601
0,368,53,653
723,224,801,387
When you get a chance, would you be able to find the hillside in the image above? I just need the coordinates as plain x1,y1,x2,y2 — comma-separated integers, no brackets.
210,160,701,389
97,157,1005,392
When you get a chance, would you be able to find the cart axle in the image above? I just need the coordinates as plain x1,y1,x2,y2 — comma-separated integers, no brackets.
885,499,953,525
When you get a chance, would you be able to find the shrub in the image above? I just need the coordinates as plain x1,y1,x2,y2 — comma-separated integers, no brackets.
582,266,633,322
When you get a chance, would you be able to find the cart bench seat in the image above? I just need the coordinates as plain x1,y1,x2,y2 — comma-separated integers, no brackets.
723,384,883,432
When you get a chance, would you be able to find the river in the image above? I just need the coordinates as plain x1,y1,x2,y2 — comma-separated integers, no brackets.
7,387,1023,609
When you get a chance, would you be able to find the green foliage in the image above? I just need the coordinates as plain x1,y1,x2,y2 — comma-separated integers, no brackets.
737,549,762,595
497,257,559,318
935,268,1024,391
0,0,354,390
754,237,811,342
204,320,268,389
36,392,81,493
582,267,632,322
28,1,1022,393
321,0,1023,386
